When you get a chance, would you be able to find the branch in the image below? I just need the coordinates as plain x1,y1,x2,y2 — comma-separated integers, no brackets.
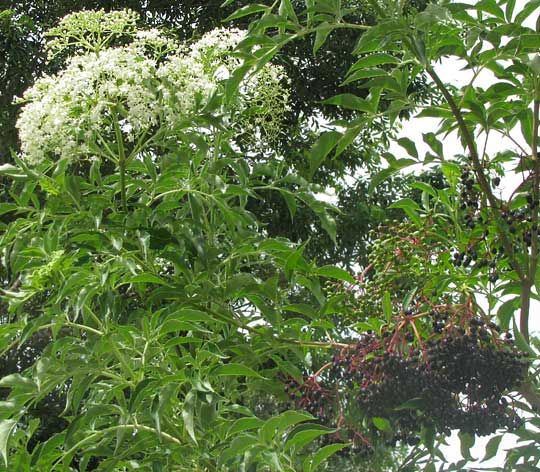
426,67,525,281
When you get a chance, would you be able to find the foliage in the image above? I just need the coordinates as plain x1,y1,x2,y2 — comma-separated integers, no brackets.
223,0,540,469
0,10,370,471
5,0,540,470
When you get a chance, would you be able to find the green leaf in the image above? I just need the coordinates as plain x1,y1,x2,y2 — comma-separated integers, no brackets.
260,411,313,444
506,0,516,20
476,0,505,20
368,158,415,193
0,374,37,392
224,4,269,21
422,132,443,158
212,364,264,378
304,442,351,472
397,137,418,158
279,190,297,221
513,318,535,356
372,417,392,432
182,390,197,443
389,198,422,226
482,435,502,462
166,308,213,324
219,435,258,465
382,291,392,323
314,23,332,54
284,303,317,318
323,94,373,113
228,417,264,436
316,265,354,283
459,431,475,461
279,0,298,22
529,55,540,76
123,273,171,286
340,68,389,86
410,182,436,197
352,20,403,54
285,424,336,452
497,297,519,331
515,1,540,27
348,53,399,73
0,419,17,466
308,131,340,177
0,204,18,217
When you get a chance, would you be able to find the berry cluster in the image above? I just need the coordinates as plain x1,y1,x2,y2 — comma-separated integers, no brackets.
284,313,528,453
459,167,481,221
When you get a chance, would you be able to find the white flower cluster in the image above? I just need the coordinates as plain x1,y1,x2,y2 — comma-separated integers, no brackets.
132,28,180,59
46,9,139,56
17,12,290,165
157,54,215,131
239,63,291,146
189,28,247,78
18,46,160,164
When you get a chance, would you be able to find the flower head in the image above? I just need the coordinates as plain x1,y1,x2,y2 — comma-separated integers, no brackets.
17,13,290,166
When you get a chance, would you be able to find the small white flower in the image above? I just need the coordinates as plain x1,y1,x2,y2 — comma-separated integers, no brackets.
17,16,290,165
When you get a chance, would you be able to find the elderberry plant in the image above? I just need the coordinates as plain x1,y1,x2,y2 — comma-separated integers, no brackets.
229,0,540,469
0,9,351,472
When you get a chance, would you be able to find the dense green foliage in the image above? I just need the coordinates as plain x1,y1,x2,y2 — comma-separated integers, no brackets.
2,0,540,471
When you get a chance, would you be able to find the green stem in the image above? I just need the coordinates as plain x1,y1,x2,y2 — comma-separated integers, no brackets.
522,97,540,344
56,424,182,466
119,160,127,212
426,66,525,281
112,109,128,212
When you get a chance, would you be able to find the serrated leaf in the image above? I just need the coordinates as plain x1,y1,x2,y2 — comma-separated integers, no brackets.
482,435,502,462
0,419,17,466
224,4,269,21
316,265,354,283
212,364,264,378
304,442,351,472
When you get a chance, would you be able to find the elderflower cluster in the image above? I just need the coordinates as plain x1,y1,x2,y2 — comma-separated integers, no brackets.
157,54,214,131
18,46,160,164
17,12,290,166
189,28,246,78
238,63,290,145
46,9,139,56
